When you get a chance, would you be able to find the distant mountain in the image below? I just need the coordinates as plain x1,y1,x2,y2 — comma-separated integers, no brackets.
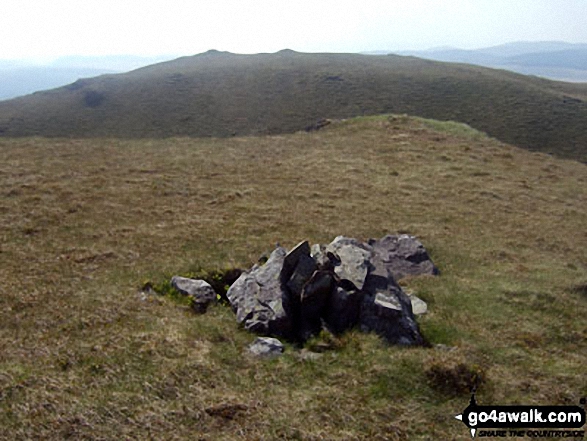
507,49,587,70
474,41,587,57
389,41,587,82
0,55,177,101
0,50,586,162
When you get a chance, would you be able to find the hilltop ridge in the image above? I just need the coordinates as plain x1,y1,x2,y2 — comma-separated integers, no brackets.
0,51,586,161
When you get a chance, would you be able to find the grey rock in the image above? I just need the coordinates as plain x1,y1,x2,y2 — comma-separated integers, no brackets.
171,276,217,313
310,243,334,270
326,236,372,290
368,234,439,281
310,243,323,259
248,337,284,358
227,246,294,338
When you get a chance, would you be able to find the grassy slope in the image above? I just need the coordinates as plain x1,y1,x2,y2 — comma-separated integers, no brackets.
0,51,586,162
0,116,586,440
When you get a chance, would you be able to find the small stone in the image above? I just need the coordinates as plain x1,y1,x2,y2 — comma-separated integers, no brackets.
409,294,428,315
248,337,285,358
171,276,217,313
434,343,457,352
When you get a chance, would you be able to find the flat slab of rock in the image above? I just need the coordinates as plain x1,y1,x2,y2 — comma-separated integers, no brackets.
171,276,217,313
248,337,284,358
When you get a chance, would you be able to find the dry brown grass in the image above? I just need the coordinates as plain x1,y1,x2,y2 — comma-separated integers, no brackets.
0,115,585,440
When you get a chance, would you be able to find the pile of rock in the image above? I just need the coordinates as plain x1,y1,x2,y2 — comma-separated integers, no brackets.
170,234,438,347
226,235,437,346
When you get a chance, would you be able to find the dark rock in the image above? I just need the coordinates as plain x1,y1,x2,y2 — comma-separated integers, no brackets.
204,268,243,303
299,270,334,340
170,276,217,313
305,118,332,132
368,234,439,280
226,247,294,338
323,286,363,335
359,251,424,345
281,240,311,283
248,337,285,358
359,289,423,345
286,253,317,299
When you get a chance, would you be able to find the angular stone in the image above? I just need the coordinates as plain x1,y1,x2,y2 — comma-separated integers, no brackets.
226,246,294,339
248,337,284,358
286,253,317,299
171,276,217,313
326,236,372,290
368,234,439,281
409,294,428,315
281,240,311,283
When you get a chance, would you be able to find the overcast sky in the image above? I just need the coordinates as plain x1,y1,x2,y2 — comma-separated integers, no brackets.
1,0,586,61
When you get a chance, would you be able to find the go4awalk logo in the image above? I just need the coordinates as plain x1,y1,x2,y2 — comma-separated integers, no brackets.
455,394,586,438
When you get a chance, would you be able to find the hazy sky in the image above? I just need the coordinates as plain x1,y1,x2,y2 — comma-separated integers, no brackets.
2,0,586,61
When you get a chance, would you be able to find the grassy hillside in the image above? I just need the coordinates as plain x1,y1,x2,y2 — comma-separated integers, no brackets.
0,116,585,440
0,50,586,162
